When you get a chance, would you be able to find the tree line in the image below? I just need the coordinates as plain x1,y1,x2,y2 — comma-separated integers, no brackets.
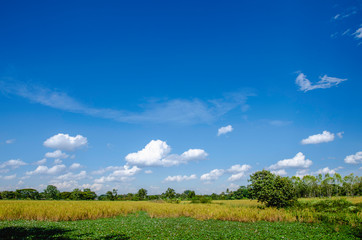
0,172,360,201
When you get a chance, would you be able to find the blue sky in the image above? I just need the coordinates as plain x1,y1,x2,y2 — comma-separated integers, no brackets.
0,0,361,194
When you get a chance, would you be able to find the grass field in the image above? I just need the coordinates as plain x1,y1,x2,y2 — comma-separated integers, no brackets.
0,197,361,239
0,212,360,239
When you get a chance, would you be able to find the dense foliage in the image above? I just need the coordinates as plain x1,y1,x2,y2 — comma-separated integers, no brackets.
248,170,297,208
0,172,360,202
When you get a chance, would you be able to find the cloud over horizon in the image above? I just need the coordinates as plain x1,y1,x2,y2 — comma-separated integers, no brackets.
269,152,312,170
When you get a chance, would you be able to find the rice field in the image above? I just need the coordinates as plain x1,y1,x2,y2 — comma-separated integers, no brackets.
0,197,361,224
0,198,361,239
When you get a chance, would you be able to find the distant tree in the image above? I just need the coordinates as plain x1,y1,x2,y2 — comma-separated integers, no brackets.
248,170,296,208
233,186,249,199
60,191,72,200
82,188,97,200
16,189,39,200
43,185,60,200
164,188,176,199
0,191,16,199
137,188,147,200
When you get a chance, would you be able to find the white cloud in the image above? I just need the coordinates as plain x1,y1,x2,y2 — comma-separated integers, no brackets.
217,125,233,136
271,169,287,176
301,131,335,144
44,133,88,151
296,73,347,92
296,169,309,178
354,27,362,39
94,165,141,183
315,167,336,175
0,159,26,169
2,174,16,180
269,152,312,170
69,163,82,170
164,174,197,182
34,158,47,165
344,151,362,164
227,164,251,173
125,140,207,167
45,150,69,159
26,164,66,175
55,171,87,181
144,170,152,174
200,169,225,181
53,159,63,165
51,180,79,191
5,139,15,144
337,132,344,138
227,164,252,181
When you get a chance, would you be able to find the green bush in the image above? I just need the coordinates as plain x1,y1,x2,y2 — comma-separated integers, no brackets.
248,170,296,208
191,196,212,204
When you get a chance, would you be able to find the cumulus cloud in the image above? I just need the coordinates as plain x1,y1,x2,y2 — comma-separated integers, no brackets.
144,170,152,174
227,164,252,181
51,180,79,191
344,151,362,164
69,163,82,170
94,165,141,183
26,164,66,175
45,150,69,159
34,158,47,165
0,159,26,169
200,169,225,181
164,174,197,182
44,133,88,151
314,167,337,175
301,131,335,144
125,140,208,167
269,152,312,170
217,125,233,136
296,73,347,92
55,171,87,181
296,169,309,178
53,159,63,165
271,169,287,176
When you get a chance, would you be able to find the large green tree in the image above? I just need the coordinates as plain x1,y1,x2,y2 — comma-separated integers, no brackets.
43,185,60,200
248,170,296,208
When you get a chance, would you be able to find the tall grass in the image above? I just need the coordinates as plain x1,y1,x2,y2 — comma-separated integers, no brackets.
0,197,360,227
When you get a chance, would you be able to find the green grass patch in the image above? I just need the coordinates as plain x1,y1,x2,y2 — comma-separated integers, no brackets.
0,211,359,239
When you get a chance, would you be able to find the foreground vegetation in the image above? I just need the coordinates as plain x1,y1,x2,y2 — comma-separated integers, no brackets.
0,211,360,240
0,198,361,226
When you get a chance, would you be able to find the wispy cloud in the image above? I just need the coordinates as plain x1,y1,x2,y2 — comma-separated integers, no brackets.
0,80,255,124
295,73,347,92
354,27,362,39
164,174,197,182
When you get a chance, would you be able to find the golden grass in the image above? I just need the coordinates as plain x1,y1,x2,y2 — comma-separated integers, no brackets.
0,197,360,223
0,200,293,222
